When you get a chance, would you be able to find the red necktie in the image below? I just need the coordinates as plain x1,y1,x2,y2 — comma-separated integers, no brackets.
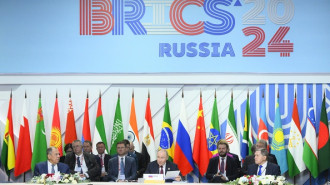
99,154,103,166
160,166,164,174
220,157,225,174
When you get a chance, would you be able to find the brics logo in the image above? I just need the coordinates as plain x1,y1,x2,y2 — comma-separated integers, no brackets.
79,0,239,36
79,0,294,58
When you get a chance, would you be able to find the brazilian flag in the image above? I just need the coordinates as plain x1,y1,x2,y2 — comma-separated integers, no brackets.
159,94,174,161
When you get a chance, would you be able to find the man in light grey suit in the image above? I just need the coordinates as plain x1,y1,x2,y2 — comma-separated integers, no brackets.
107,141,137,182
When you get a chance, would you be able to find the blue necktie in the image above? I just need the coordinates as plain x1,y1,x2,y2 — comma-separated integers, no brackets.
77,157,81,167
51,164,55,174
120,157,125,175
258,165,263,176
77,157,83,173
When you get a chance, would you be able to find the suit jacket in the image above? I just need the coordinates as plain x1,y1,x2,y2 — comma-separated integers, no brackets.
206,155,239,183
145,160,179,174
247,162,281,176
107,156,137,181
64,152,101,181
212,152,241,168
242,154,278,175
133,151,147,178
34,161,70,176
95,153,111,181
95,153,111,173
145,160,181,182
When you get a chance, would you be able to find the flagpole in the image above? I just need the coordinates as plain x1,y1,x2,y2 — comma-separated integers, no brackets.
8,90,12,182
199,89,202,183
309,172,311,185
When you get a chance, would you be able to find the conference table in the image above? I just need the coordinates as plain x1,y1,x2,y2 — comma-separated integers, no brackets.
0,182,215,185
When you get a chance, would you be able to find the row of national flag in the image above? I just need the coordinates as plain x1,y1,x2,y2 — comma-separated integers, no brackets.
203,90,330,180
1,90,329,181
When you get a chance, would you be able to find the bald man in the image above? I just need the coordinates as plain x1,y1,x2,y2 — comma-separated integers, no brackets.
145,149,181,182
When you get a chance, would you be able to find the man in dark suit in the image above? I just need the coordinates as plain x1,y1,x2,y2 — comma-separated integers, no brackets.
95,141,111,181
247,148,281,176
34,147,70,176
212,151,241,173
107,141,137,182
242,140,278,175
129,141,147,178
145,149,182,182
64,140,100,181
206,139,240,183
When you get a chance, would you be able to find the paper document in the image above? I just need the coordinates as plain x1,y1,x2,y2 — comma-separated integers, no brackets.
165,170,180,180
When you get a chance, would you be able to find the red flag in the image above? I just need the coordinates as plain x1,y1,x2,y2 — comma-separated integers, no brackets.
193,96,211,176
50,94,63,156
14,95,32,176
64,94,77,145
82,93,91,142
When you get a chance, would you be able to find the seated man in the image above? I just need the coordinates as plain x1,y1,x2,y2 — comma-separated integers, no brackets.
107,141,137,182
145,149,182,182
64,140,100,181
95,141,111,181
242,139,278,175
247,148,281,176
34,147,70,176
206,139,239,183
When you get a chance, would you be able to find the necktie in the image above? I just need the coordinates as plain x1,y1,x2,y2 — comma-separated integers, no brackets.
258,165,263,176
120,157,125,175
160,166,164,175
77,157,81,167
51,164,55,174
220,158,225,174
99,154,104,166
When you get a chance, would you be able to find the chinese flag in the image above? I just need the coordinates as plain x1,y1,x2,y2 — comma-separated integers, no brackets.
193,95,212,176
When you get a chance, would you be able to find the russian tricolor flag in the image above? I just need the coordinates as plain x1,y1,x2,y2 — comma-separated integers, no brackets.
174,98,194,176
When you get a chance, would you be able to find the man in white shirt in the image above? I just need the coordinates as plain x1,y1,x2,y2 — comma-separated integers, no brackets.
64,140,100,181
34,147,70,176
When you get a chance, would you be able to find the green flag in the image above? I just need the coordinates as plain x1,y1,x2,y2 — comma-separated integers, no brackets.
317,95,330,173
159,96,174,161
110,96,124,155
31,97,48,172
207,97,220,155
242,93,253,159
93,96,109,154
